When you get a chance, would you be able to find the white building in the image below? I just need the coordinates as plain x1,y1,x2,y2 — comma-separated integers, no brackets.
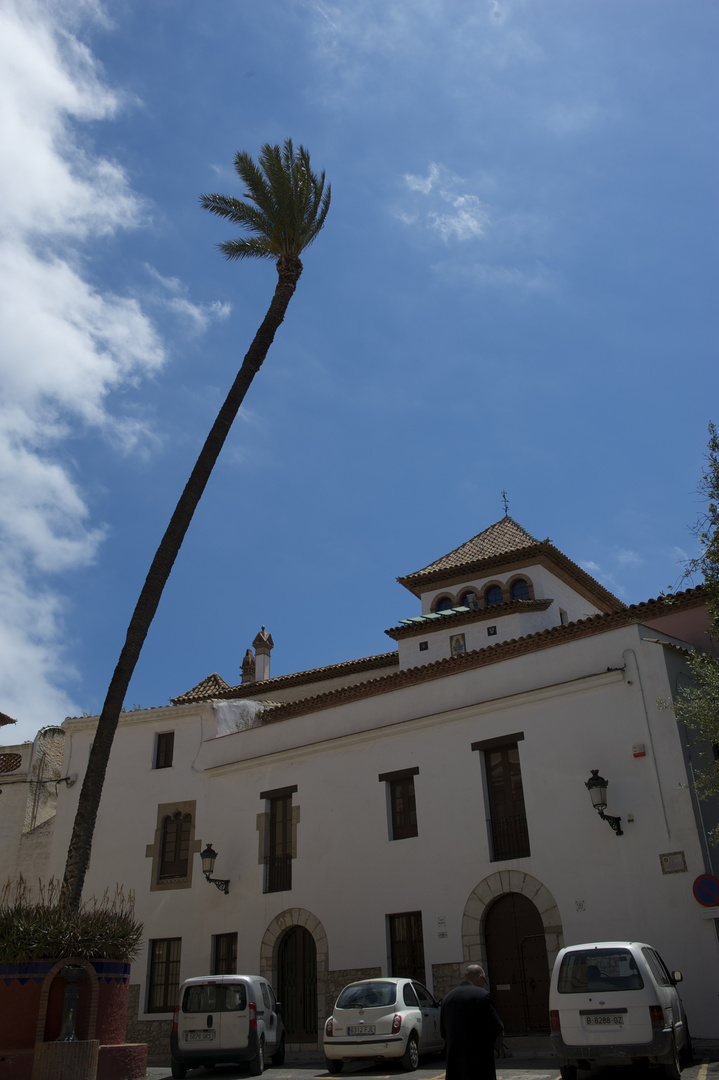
2,517,718,1053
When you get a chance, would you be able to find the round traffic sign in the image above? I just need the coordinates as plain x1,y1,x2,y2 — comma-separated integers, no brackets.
692,874,719,907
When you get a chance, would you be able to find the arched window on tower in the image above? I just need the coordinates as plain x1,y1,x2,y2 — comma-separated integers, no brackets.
511,578,530,601
485,585,504,607
435,596,454,612
159,811,192,879
460,590,480,610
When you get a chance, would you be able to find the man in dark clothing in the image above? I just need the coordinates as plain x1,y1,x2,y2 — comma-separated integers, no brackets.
440,963,504,1080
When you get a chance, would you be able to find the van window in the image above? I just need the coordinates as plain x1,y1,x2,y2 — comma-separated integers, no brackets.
261,982,272,1011
642,947,673,987
183,983,248,1013
557,948,644,993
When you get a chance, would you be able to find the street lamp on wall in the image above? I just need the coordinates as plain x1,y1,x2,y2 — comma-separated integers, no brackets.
585,770,623,836
200,842,230,893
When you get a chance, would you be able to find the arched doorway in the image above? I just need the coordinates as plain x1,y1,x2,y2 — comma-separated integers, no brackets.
277,926,317,1043
484,893,550,1035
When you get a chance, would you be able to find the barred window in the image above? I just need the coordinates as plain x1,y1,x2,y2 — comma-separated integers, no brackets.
148,938,181,1012
160,811,192,879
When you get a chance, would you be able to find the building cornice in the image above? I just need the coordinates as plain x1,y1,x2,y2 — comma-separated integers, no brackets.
385,597,553,640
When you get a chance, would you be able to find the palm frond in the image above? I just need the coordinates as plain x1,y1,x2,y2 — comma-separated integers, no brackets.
202,139,331,262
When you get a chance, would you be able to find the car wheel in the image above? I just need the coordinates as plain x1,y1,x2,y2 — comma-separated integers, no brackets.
250,1036,265,1075
401,1033,420,1072
171,1063,188,1080
559,1068,577,1080
664,1035,681,1079
324,1057,344,1073
271,1036,286,1066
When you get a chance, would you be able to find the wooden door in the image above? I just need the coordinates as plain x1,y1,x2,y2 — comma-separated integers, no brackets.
484,893,550,1034
277,926,317,1043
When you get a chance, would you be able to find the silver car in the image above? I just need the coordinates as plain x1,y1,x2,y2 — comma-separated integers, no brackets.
323,977,444,1072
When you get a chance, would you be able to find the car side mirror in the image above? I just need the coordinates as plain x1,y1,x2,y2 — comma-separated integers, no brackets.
671,971,683,985
275,1001,282,1014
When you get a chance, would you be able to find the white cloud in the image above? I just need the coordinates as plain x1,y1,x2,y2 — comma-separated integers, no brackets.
0,0,173,738
400,163,492,245
146,266,232,333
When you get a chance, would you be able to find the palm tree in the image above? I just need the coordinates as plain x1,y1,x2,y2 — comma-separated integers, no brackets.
61,140,330,909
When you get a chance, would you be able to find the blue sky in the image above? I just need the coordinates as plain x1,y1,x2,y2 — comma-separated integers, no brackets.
1,0,716,744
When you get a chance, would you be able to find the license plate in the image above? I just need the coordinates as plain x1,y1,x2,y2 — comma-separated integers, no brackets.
585,1014,624,1027
184,1030,215,1041
347,1025,376,1035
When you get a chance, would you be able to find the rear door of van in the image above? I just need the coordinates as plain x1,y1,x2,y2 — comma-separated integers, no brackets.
217,979,251,1054
554,946,653,1047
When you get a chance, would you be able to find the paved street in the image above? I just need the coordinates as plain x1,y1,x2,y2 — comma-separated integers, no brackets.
145,1053,719,1080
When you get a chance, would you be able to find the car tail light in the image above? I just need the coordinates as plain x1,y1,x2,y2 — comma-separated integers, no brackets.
392,1014,402,1034
549,1010,560,1033
171,1006,179,1033
249,1002,257,1029
649,1005,664,1029
325,1017,334,1037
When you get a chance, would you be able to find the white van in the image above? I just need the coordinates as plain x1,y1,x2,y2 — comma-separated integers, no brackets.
170,974,285,1079
549,941,691,1080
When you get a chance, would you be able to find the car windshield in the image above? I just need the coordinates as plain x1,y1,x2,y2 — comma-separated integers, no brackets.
557,949,644,993
183,983,247,1013
336,982,397,1009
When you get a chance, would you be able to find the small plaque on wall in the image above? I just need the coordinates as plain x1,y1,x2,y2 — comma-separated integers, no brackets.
659,851,687,874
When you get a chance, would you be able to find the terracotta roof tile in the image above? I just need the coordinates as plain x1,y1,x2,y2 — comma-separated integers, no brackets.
171,652,399,705
171,672,230,705
399,517,538,583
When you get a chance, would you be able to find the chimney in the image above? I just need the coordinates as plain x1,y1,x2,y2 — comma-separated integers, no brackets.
252,627,274,682
241,649,256,684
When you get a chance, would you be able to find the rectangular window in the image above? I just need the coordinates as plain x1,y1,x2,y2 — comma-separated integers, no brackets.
159,811,192,879
212,932,238,976
154,731,174,769
264,789,295,893
379,768,419,840
388,911,426,984
147,937,181,1012
472,733,529,861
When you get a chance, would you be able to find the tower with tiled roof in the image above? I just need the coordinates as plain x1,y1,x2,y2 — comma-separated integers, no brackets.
389,516,625,669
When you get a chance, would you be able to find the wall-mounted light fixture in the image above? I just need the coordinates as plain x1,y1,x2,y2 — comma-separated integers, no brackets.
585,770,623,836
200,842,230,893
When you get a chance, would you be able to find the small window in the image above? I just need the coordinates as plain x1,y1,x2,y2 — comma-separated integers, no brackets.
379,768,419,840
213,932,238,975
642,947,673,987
435,596,454,612
557,948,643,994
485,585,504,606
336,982,397,1009
403,982,419,1006
510,579,530,601
148,938,181,1012
155,732,174,769
460,590,480,610
413,982,436,1007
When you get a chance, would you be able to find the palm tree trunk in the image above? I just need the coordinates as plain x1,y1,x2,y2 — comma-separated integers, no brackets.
61,258,302,910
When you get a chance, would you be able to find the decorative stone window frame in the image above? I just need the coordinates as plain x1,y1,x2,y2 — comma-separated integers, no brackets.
145,800,200,892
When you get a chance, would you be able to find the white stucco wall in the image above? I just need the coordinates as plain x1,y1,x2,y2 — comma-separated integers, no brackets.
40,621,719,1038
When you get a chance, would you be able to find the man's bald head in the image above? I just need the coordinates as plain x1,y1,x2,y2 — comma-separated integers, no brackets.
463,964,487,987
